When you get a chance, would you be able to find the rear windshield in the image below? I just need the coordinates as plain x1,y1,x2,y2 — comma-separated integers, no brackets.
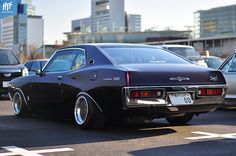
0,50,20,65
102,47,190,65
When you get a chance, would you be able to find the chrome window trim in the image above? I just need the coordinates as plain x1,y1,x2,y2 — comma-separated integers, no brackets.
42,47,87,73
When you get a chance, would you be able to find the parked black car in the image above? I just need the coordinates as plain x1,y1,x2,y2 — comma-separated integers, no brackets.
9,44,227,129
0,48,28,97
24,59,48,75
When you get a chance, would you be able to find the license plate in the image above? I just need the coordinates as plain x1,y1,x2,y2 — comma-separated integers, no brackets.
169,93,193,106
2,81,10,88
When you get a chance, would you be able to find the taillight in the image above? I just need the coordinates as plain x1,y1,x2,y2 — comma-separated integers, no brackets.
130,90,163,99
198,88,223,96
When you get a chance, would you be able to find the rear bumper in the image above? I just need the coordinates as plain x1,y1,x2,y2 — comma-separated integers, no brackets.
122,85,226,117
124,104,219,118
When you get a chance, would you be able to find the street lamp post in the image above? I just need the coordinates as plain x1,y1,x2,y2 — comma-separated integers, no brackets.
184,25,193,45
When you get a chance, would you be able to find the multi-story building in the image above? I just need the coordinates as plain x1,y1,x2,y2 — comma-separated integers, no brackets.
71,0,141,33
21,0,36,15
1,15,27,48
72,18,91,33
91,0,125,32
0,0,43,54
27,15,43,49
194,4,236,38
125,14,141,32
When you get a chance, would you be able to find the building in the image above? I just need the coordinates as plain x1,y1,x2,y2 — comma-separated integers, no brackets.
125,14,141,32
21,0,36,15
0,0,43,54
71,0,141,33
1,15,27,48
91,0,125,32
27,15,43,49
65,30,189,45
72,18,91,33
194,4,236,39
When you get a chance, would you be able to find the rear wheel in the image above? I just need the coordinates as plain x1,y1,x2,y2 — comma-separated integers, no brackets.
12,91,31,118
165,113,193,125
74,95,105,129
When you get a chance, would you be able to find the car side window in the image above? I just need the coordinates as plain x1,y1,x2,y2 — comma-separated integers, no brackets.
44,49,86,73
221,54,235,72
71,50,86,70
24,62,33,70
228,55,236,72
31,62,40,71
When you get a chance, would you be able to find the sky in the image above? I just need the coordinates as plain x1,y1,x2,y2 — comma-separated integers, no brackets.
33,0,236,44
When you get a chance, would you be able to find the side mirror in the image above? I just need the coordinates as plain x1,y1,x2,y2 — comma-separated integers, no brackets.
36,70,44,76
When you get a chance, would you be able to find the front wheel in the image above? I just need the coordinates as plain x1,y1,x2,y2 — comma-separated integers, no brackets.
165,113,193,125
12,91,31,118
74,95,105,130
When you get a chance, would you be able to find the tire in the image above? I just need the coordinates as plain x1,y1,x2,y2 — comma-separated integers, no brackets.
12,91,31,118
165,113,193,125
74,94,105,130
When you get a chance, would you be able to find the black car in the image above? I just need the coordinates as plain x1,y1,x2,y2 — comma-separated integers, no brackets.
0,48,28,97
9,44,227,129
24,59,48,75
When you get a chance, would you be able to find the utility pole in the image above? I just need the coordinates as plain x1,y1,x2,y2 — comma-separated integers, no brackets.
184,25,193,45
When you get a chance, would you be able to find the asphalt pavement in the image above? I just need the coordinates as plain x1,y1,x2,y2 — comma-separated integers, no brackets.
0,96,236,156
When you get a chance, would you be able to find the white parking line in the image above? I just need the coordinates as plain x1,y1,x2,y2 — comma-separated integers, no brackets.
0,146,74,156
186,131,236,140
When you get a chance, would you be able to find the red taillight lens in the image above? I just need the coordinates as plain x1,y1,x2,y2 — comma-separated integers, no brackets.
198,88,223,96
130,90,163,99
130,91,140,98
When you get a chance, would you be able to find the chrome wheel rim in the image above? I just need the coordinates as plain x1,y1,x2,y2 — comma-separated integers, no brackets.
13,93,22,115
74,96,89,125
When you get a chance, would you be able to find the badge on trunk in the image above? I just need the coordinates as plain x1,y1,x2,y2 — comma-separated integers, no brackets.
170,77,190,82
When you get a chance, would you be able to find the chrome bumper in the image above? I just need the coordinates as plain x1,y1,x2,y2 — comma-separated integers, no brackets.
123,84,227,108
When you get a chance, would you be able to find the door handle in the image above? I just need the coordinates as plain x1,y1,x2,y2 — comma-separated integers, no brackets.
57,76,62,80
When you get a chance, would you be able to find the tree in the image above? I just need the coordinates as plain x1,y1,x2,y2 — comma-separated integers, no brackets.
20,45,43,63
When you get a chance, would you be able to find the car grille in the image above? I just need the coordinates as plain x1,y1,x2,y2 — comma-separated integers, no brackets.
0,72,22,82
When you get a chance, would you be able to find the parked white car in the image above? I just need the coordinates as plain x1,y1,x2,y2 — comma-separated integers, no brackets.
158,45,208,67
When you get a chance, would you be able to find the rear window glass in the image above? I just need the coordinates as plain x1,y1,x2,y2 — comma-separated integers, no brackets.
102,47,190,65
0,50,20,65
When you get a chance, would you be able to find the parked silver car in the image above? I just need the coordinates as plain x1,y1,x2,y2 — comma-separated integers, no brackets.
202,56,224,69
219,52,236,108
